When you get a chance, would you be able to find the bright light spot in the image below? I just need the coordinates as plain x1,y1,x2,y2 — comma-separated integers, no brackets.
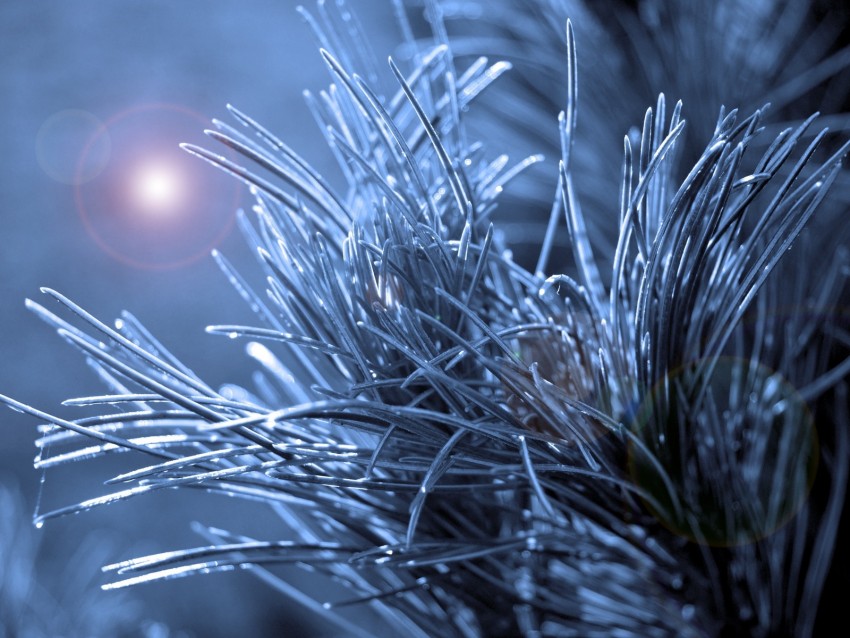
132,163,183,213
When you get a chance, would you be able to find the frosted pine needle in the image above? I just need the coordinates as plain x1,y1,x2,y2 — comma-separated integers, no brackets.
437,0,850,255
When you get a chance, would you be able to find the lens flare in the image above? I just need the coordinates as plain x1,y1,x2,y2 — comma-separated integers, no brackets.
131,161,184,214
628,357,818,547
36,109,110,185
74,103,241,270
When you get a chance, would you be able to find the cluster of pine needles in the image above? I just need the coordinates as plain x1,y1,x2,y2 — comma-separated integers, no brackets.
4,1,850,636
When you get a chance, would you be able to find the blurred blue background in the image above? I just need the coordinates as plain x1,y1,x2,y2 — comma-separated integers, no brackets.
0,1,397,635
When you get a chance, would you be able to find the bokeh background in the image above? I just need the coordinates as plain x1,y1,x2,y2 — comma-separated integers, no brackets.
1,1,399,635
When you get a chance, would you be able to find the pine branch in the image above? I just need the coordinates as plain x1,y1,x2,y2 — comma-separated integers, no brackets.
3,2,849,636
